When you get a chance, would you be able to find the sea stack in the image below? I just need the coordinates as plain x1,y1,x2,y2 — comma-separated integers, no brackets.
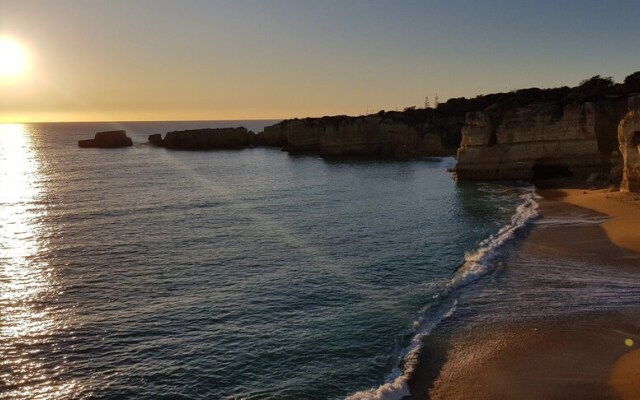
78,130,133,148
148,133,164,147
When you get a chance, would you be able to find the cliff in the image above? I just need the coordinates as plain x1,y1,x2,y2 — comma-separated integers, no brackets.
259,114,455,158
619,96,640,192
256,125,288,147
454,99,628,181
141,72,640,172
149,128,252,150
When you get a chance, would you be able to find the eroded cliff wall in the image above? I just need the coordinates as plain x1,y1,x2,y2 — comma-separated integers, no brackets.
619,96,640,192
156,128,251,150
454,100,626,180
259,115,455,158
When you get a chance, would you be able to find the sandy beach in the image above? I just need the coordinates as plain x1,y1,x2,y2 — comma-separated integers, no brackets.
544,189,640,254
409,188,640,400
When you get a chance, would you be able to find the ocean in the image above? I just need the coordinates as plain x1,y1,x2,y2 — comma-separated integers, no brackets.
1,121,638,400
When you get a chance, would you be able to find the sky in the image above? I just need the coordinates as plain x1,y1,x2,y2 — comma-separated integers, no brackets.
1,0,640,122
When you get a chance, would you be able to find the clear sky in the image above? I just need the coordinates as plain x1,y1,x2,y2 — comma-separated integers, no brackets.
1,0,639,122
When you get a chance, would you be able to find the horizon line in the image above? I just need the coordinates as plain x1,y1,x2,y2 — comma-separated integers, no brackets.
0,117,290,125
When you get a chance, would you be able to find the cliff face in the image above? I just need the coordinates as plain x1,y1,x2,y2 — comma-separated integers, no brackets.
281,120,326,153
256,125,288,147
454,100,626,180
259,116,453,158
320,117,420,157
151,128,251,150
619,96,640,192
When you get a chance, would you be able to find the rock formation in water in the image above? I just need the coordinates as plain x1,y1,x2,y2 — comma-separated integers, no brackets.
618,96,640,192
453,99,628,180
149,128,252,150
78,130,133,148
148,133,164,147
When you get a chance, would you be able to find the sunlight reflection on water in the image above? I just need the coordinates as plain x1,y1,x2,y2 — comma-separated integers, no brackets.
0,124,79,399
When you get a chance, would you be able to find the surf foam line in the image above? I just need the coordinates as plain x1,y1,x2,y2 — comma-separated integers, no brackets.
346,186,540,400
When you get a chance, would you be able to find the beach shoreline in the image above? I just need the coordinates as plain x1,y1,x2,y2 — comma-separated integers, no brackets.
408,187,640,400
542,188,640,254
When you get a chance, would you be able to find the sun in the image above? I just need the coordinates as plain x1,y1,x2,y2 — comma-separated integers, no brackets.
0,37,29,80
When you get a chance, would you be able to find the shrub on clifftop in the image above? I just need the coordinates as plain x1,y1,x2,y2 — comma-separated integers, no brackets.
568,75,615,102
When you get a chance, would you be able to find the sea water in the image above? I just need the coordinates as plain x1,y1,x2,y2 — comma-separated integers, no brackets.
1,121,636,400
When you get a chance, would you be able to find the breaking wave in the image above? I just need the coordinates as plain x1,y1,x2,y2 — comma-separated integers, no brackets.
346,187,540,400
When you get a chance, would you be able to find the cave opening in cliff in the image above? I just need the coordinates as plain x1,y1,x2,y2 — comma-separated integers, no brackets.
532,163,573,180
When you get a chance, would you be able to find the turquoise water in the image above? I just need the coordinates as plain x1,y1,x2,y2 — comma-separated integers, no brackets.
0,121,535,399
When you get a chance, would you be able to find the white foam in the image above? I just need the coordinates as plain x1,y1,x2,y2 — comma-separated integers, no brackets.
346,300,457,400
346,186,540,400
448,187,539,291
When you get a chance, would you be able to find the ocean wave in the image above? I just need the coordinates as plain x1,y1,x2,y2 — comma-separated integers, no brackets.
447,188,539,291
346,186,539,400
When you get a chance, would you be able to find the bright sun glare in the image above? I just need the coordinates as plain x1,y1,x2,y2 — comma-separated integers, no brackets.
0,37,29,80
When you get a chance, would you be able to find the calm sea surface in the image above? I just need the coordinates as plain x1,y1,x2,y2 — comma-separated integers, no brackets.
1,121,638,399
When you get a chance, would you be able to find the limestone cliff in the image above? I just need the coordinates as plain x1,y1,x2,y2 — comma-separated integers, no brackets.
454,100,627,180
259,115,454,158
320,117,421,157
619,96,640,192
150,128,252,150
255,125,288,147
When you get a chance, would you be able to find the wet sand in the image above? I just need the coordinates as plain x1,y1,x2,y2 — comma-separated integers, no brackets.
543,188,640,254
408,189,640,400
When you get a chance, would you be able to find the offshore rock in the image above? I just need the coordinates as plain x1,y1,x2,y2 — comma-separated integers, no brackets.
159,128,251,150
454,100,627,180
619,96,640,192
148,133,164,147
78,130,133,148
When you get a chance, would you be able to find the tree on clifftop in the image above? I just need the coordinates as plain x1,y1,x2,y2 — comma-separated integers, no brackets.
568,75,614,102
624,71,640,93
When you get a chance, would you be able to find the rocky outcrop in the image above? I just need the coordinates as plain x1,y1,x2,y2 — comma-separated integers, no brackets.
454,100,627,180
260,116,451,158
256,125,288,147
148,133,164,147
278,119,326,153
619,96,640,192
319,117,421,157
78,130,133,148
150,128,252,150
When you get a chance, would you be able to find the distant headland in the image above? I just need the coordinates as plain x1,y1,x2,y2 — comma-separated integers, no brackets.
80,72,640,192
